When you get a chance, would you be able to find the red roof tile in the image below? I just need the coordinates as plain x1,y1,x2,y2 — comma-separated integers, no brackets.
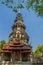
3,45,12,50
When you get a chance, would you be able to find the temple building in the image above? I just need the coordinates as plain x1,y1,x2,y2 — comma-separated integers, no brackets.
2,13,32,62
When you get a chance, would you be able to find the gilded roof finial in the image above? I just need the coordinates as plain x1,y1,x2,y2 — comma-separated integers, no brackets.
18,0,21,13
18,8,20,13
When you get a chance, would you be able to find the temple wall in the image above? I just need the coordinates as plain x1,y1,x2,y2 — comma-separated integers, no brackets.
11,52,20,61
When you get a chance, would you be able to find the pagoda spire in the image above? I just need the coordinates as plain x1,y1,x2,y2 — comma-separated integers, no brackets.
14,12,23,22
9,12,29,45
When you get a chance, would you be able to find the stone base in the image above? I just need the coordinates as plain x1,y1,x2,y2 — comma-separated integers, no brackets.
1,61,32,65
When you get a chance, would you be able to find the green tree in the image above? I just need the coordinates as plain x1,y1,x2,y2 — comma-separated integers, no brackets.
0,40,7,56
33,44,43,57
0,40,7,49
0,0,43,17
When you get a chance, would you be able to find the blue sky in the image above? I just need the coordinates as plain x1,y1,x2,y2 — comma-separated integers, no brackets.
0,4,43,51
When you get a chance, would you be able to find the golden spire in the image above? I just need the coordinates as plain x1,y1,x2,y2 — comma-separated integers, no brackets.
18,8,20,13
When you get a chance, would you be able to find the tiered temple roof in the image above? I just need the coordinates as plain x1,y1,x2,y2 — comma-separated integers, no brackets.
2,39,32,53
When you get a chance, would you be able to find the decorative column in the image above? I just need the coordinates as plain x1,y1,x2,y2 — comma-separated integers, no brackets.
10,58,12,62
20,51,22,61
30,54,33,62
10,53,12,62
10,52,15,62
28,54,30,61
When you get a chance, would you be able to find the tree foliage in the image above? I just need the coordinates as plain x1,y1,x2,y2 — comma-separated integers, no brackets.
0,40,7,55
0,0,43,17
0,40,7,49
33,44,43,57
